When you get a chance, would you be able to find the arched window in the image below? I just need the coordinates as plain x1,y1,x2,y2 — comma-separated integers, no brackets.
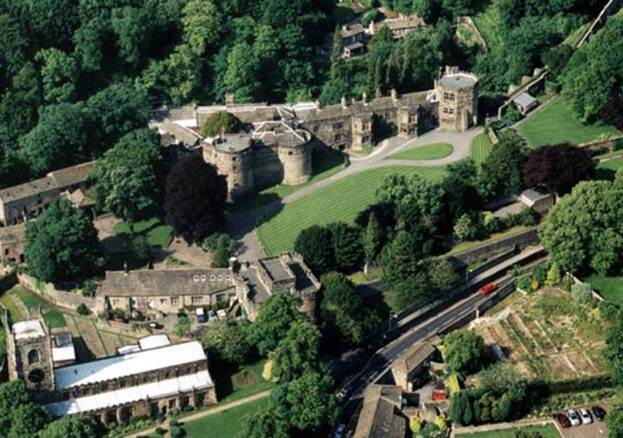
27,349,39,365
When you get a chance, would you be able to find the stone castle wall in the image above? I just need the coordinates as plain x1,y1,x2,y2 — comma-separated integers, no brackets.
279,143,313,185
203,145,255,202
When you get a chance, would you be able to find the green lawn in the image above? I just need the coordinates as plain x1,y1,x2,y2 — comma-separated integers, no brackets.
114,217,173,248
597,156,623,181
583,273,623,305
257,166,446,255
0,294,22,320
9,287,68,328
518,98,619,148
386,143,453,160
212,359,275,405
457,424,560,438
471,133,493,166
183,397,269,438
13,287,45,310
43,309,67,328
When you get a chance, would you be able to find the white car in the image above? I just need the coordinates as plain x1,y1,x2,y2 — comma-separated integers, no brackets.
580,408,593,424
333,424,346,438
567,409,581,426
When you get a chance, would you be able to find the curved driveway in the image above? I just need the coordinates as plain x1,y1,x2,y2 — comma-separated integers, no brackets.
228,127,484,260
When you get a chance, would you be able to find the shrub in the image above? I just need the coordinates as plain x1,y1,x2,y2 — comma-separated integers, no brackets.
571,282,593,303
131,235,152,262
211,248,230,268
614,138,623,151
83,279,97,296
200,111,243,137
599,301,619,320
531,263,548,285
76,303,90,315
546,262,561,286
169,426,184,438
155,427,165,435
515,276,532,291
545,80,560,94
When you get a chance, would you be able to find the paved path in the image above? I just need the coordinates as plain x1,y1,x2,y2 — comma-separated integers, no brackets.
126,390,272,438
229,127,483,261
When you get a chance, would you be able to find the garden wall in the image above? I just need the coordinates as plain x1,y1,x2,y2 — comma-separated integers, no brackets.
17,273,100,311
449,228,539,265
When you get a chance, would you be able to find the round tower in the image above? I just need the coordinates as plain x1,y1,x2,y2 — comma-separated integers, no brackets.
278,129,313,186
203,135,254,202
435,67,479,132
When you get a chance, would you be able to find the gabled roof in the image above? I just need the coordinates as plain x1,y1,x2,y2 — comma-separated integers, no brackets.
354,385,407,438
513,92,537,108
392,341,436,374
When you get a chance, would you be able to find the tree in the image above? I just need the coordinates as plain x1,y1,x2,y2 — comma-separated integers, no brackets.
19,103,91,176
247,291,305,354
329,222,364,273
380,231,423,289
606,391,623,438
240,407,289,438
131,236,152,264
202,319,253,364
539,180,623,275
224,41,260,102
448,391,470,426
546,262,562,286
320,272,379,345
164,155,227,244
426,257,459,294
182,0,222,56
523,143,595,195
200,111,244,137
91,129,162,230
442,158,483,223
271,320,321,382
0,380,50,437
479,133,527,199
294,225,335,276
442,0,476,19
35,48,78,104
443,330,485,375
38,415,98,438
363,212,384,266
173,315,191,337
454,213,478,241
25,201,101,283
271,370,340,431
571,282,592,303
412,0,439,23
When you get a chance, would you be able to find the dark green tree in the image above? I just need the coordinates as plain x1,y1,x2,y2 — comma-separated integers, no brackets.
329,222,364,273
25,200,101,283
202,319,253,364
443,330,485,375
294,225,335,276
200,111,243,137
271,320,321,382
91,129,163,230
38,415,98,438
479,132,527,199
380,231,424,289
240,407,289,438
363,211,384,265
607,391,623,438
0,380,51,437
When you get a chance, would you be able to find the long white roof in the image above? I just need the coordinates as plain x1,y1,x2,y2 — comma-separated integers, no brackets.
54,341,206,390
46,370,213,416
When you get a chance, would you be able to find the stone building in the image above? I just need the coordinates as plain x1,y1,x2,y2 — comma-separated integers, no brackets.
354,385,407,438
96,253,321,322
155,66,477,202
390,339,440,392
0,161,95,226
0,222,26,265
434,66,479,132
4,316,216,425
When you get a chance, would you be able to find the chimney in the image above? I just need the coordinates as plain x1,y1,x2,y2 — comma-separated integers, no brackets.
362,92,367,104
341,96,348,109
225,93,235,106
391,89,398,101
315,99,322,109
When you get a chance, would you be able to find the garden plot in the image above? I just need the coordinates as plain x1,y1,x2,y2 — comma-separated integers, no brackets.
474,288,610,380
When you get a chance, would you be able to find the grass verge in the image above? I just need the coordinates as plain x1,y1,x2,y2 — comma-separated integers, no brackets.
386,143,453,160
470,133,493,166
456,424,560,438
183,397,269,438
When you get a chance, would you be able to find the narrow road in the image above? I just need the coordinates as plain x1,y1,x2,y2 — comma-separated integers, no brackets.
229,127,483,261
126,390,272,438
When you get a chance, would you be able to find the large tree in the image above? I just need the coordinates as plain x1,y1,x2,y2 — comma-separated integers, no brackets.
38,415,98,438
0,381,50,437
294,225,335,276
271,320,321,382
164,155,227,244
523,143,595,195
320,272,379,345
329,222,364,273
91,129,163,230
202,319,253,365
247,291,305,354
604,312,623,386
443,330,485,375
539,179,623,275
479,132,527,199
25,200,101,283
380,231,424,289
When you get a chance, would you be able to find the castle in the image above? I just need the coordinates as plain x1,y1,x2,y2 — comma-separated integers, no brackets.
155,66,479,202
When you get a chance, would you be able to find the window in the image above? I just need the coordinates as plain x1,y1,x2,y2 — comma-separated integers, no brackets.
191,296,202,305
443,92,455,101
442,107,448,114
218,275,223,281
333,122,343,130
448,108,455,114
362,136,370,143
160,298,167,305
210,275,216,281
171,297,179,306
27,349,39,365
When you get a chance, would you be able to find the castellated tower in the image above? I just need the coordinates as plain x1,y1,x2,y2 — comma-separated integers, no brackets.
277,129,313,186
6,319,55,392
203,134,255,202
435,66,479,132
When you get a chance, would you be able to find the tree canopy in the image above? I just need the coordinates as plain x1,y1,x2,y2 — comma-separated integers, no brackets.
200,111,244,137
25,200,101,283
443,330,485,375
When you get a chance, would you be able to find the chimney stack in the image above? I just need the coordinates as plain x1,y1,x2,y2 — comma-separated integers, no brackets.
362,92,367,104
341,96,348,109
391,89,398,101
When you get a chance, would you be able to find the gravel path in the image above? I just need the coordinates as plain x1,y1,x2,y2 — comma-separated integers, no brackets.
229,127,483,261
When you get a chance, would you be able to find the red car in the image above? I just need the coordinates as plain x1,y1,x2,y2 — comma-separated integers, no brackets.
479,283,498,295
553,413,571,429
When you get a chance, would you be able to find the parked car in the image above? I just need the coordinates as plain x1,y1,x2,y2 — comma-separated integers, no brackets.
147,321,162,329
196,307,206,323
479,283,498,295
333,424,346,438
336,387,351,401
567,409,581,426
580,408,593,424
592,405,606,421
553,413,571,428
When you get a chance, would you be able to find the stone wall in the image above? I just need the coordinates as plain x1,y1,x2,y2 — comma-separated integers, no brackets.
279,143,313,185
449,228,539,265
253,145,286,189
203,144,255,202
17,273,99,312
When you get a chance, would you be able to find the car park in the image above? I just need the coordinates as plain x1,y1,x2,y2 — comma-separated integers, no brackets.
479,283,498,295
553,413,571,428
567,409,581,426
592,405,606,421
580,407,593,424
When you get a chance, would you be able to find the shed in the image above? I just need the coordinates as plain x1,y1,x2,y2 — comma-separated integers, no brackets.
513,92,537,115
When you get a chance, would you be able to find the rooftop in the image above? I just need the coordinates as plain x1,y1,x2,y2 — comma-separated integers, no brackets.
138,334,171,350
46,369,213,416
259,257,295,283
0,223,26,244
513,92,537,108
209,134,253,153
13,320,46,340
54,341,207,390
392,341,436,374
354,385,406,438
439,73,477,89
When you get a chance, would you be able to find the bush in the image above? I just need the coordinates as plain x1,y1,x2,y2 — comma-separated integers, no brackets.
202,232,235,268
599,301,619,320
531,263,548,285
613,138,623,151
76,303,90,315
571,282,593,303
169,426,184,438
83,279,97,296
515,276,532,291
545,80,560,94
131,235,152,263
155,427,165,435
211,248,230,268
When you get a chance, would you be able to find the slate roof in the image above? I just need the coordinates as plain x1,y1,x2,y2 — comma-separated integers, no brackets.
392,341,436,375
354,385,407,438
